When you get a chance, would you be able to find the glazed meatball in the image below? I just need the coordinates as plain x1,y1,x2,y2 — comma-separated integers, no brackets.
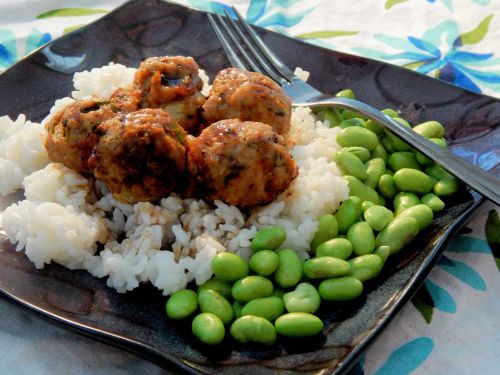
134,56,205,133
88,109,187,203
202,68,292,137
109,87,140,114
187,119,298,207
45,97,119,174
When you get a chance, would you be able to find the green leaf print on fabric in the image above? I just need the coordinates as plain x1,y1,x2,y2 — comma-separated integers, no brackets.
411,283,435,323
63,25,84,34
36,8,107,19
385,0,409,10
485,209,500,271
459,15,493,46
297,31,358,39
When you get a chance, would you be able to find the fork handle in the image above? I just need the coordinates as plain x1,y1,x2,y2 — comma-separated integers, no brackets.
294,97,500,205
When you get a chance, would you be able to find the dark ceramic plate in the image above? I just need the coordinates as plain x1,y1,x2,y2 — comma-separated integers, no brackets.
0,0,498,373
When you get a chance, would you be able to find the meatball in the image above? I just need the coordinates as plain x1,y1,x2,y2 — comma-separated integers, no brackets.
109,87,140,113
187,119,298,207
134,56,205,133
45,97,119,174
202,68,292,137
88,109,187,203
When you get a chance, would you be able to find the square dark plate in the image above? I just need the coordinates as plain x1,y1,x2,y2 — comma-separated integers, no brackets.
0,0,497,373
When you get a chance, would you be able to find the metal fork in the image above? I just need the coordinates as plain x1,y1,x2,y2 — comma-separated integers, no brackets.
207,8,500,205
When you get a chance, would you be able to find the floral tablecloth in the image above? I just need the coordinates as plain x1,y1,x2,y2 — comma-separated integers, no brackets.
0,1,499,374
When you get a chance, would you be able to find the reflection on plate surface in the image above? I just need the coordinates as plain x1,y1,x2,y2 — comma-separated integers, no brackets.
0,0,496,373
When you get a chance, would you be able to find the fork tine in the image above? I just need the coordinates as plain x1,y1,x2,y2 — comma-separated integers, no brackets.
207,13,247,70
222,10,287,84
214,13,265,75
230,6,296,80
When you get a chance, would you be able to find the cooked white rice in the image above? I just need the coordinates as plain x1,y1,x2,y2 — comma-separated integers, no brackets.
0,63,349,295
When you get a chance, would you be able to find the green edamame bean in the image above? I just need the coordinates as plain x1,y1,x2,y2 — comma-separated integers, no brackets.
341,109,363,121
363,119,385,136
240,296,285,321
339,118,366,129
393,168,433,194
388,152,421,171
230,316,277,345
233,301,243,318
335,196,362,233
378,174,397,199
303,257,351,279
421,193,445,213
348,254,384,281
374,245,390,263
212,252,249,283
430,137,446,148
364,205,394,231
371,143,388,162
251,226,287,252
310,214,339,252
166,289,198,320
385,169,394,176
198,279,232,300
394,192,420,215
192,313,225,345
198,289,234,324
394,117,412,128
376,216,419,254
275,249,303,288
336,89,355,99
283,282,321,313
416,139,447,165
365,158,386,188
433,177,459,197
385,128,412,152
381,136,395,153
324,108,342,127
412,121,445,138
425,164,452,180
319,276,363,301
274,313,324,337
232,276,273,303
382,108,399,118
335,149,368,180
397,204,434,230
337,126,379,150
249,250,279,277
415,151,433,166
344,146,371,162
316,238,353,260
361,200,375,212
415,139,444,165
347,222,376,256
343,176,383,205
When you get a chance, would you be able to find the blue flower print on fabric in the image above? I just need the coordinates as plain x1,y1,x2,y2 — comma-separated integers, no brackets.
353,17,500,93
373,337,434,375
0,28,51,69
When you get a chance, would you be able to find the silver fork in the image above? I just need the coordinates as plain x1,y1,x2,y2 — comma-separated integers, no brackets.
207,8,500,205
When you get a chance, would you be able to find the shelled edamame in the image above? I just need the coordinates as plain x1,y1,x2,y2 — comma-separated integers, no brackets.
164,88,460,348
